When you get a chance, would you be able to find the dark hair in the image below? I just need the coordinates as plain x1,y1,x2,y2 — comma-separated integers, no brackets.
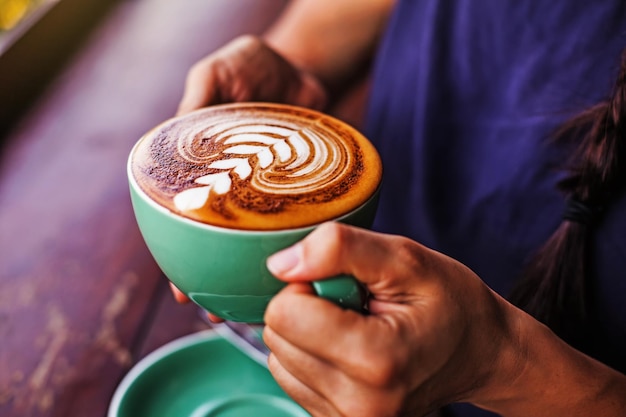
509,51,626,347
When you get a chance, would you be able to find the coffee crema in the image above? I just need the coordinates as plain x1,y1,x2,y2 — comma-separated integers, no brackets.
131,103,382,230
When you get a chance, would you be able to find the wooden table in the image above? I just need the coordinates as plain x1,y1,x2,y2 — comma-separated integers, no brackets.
0,1,291,416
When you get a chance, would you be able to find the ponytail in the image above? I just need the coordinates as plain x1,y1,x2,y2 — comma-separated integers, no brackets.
509,50,626,347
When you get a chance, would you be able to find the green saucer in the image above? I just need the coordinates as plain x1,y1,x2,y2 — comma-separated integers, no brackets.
108,331,310,417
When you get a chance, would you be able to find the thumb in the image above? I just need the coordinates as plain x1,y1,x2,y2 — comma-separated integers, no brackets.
266,222,423,298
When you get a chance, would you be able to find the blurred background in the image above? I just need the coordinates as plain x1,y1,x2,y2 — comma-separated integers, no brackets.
0,0,51,32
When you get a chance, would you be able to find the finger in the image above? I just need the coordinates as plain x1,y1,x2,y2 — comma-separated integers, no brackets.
267,353,339,417
277,282,316,296
266,317,407,417
265,287,403,386
206,312,225,323
177,36,255,115
267,222,425,297
169,282,190,304
290,70,328,110
176,59,219,115
264,325,352,411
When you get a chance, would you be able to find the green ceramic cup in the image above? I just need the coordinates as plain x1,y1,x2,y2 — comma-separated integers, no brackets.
128,147,380,323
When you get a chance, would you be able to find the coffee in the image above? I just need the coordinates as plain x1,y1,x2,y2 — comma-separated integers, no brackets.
131,103,382,230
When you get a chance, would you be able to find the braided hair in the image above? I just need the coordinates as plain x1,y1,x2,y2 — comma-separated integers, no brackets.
509,50,626,347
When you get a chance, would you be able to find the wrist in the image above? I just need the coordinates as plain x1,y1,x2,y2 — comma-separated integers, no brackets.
467,304,540,414
470,303,626,417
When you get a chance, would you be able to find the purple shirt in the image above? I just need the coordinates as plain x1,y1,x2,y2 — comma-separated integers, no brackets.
366,1,626,415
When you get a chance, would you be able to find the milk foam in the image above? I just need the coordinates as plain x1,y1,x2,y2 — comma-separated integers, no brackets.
172,116,351,212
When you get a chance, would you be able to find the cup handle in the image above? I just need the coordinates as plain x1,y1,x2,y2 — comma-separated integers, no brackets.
311,276,367,312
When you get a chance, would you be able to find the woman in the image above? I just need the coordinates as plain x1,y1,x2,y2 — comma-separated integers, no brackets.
174,1,626,415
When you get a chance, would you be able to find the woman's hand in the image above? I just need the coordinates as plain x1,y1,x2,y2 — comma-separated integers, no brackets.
176,35,327,116
263,222,520,417
168,220,626,416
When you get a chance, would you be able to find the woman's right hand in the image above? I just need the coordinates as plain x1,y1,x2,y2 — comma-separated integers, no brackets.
176,35,328,116
263,223,626,417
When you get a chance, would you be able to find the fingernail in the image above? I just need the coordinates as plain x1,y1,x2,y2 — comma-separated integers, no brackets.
267,244,301,276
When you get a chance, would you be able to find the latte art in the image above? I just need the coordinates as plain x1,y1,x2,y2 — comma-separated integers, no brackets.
173,120,352,210
131,103,382,230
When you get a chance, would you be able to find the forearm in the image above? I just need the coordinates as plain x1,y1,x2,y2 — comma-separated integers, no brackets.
476,307,626,416
264,0,395,97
